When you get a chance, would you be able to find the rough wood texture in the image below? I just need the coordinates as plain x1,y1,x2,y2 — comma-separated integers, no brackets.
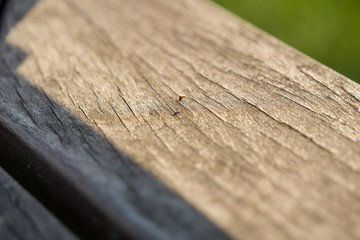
0,167,77,239
0,1,229,239
1,0,360,239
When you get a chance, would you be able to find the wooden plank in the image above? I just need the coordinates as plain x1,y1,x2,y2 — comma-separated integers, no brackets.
0,2,231,239
1,0,360,239
0,166,78,239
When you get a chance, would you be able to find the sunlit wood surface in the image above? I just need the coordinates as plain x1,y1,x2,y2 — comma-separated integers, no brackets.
1,0,360,239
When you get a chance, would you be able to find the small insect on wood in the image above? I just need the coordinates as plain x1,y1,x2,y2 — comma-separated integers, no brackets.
178,96,185,101
172,111,180,117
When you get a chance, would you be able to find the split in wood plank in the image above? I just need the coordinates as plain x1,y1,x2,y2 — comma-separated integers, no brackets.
0,166,78,240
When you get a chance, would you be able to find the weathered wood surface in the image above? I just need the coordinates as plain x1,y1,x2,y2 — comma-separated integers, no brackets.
1,0,360,239
0,166,77,239
0,1,230,239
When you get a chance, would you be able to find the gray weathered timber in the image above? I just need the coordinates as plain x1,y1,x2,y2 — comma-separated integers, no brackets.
1,0,360,239
0,167,78,240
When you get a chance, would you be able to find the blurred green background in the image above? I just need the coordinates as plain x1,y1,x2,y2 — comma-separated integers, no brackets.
213,0,360,83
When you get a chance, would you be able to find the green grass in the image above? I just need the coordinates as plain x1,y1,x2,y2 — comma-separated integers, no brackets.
213,0,360,82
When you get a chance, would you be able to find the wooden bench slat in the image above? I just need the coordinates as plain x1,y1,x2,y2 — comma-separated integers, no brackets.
1,0,360,239
1,2,231,239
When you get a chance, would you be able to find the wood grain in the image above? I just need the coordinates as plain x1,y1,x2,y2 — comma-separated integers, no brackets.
1,0,360,239
0,166,77,239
